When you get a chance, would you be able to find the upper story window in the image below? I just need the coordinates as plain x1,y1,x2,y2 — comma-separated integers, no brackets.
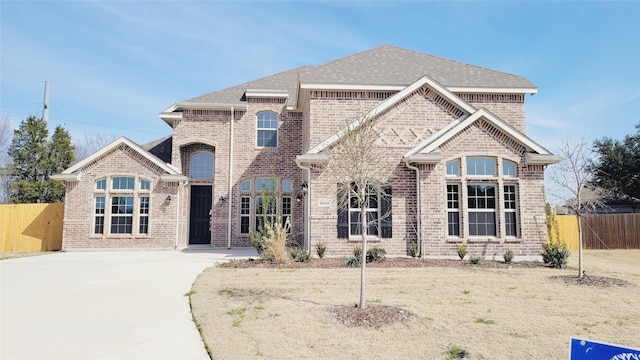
467,157,496,176
190,152,214,179
256,111,278,147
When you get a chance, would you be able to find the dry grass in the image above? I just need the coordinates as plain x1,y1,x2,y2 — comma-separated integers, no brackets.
190,250,640,359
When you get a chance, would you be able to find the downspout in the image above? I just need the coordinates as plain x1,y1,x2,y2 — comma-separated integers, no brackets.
404,160,422,258
295,159,311,253
227,107,235,249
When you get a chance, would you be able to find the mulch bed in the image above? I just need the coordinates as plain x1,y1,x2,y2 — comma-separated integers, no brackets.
550,274,635,288
218,257,546,269
330,304,413,329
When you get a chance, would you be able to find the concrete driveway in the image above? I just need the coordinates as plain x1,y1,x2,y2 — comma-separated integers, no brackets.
1,248,257,360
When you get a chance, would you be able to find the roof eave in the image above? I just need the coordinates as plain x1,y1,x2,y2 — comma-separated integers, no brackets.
295,154,330,165
403,153,444,164
524,153,563,165
50,173,80,182
449,86,538,95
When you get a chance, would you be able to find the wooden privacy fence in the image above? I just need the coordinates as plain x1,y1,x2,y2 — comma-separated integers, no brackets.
0,203,64,252
555,214,640,250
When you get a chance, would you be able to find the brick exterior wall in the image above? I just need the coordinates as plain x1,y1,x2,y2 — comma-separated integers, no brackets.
172,99,305,248
60,145,179,250
58,83,547,259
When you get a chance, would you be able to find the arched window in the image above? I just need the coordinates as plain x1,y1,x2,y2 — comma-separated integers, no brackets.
190,152,214,179
256,111,278,147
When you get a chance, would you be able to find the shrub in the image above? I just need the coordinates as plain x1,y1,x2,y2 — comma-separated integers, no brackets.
542,239,570,269
469,256,482,265
250,219,289,264
503,249,514,264
409,243,419,258
456,245,467,260
353,246,362,259
344,255,360,268
366,247,386,263
315,241,327,258
290,247,310,262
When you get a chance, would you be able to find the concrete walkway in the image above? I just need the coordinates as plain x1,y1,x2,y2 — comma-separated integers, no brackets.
0,248,257,360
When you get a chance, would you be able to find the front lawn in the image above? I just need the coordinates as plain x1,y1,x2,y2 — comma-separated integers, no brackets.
190,250,640,359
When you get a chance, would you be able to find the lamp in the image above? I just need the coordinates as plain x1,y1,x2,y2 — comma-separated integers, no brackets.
296,193,305,202
301,181,308,193
218,196,227,206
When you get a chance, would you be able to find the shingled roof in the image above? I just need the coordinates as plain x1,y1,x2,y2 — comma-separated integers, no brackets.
170,45,536,111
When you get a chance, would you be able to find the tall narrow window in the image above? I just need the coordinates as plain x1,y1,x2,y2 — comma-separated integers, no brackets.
139,196,149,234
282,197,292,232
95,196,105,234
467,185,496,236
504,185,518,236
256,111,278,147
190,152,214,179
447,184,460,236
240,197,250,234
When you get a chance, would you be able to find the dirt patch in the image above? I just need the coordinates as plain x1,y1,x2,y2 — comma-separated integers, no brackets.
550,274,635,287
331,304,413,328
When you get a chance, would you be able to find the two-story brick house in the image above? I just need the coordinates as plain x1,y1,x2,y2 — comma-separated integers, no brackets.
53,45,560,260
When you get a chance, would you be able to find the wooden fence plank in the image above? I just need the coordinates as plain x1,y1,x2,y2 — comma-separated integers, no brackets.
0,203,64,252
555,214,640,250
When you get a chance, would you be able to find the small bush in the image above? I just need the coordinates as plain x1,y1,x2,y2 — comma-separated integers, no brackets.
315,241,327,258
446,346,469,359
289,247,299,259
456,245,467,260
503,249,514,264
366,247,386,263
469,256,482,265
353,246,362,259
409,243,419,258
344,255,360,268
542,240,570,269
296,248,310,262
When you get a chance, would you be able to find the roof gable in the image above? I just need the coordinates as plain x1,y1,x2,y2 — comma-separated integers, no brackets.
404,108,562,164
53,137,183,181
307,76,475,155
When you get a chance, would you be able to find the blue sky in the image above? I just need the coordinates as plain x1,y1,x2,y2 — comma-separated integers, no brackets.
1,1,639,154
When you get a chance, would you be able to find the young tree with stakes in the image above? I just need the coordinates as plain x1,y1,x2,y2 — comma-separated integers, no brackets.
323,111,395,309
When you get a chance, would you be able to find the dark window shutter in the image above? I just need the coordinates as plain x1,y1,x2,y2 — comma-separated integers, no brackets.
337,183,349,238
380,185,392,238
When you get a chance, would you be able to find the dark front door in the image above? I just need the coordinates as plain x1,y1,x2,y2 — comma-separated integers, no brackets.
189,185,212,245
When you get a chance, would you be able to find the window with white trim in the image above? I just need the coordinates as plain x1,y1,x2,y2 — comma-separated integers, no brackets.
447,184,460,236
238,177,292,234
445,157,520,239
93,177,151,236
256,111,278,147
190,152,214,179
337,183,392,239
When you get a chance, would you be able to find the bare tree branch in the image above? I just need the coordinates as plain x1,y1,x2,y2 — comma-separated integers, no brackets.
322,109,396,309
